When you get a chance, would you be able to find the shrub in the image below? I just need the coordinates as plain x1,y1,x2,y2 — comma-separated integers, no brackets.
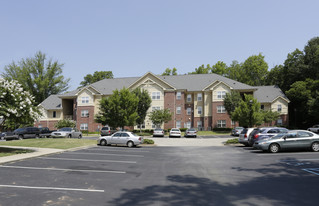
213,127,232,132
143,139,154,144
225,138,239,144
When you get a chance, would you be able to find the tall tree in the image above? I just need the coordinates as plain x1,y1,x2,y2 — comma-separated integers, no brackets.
239,53,269,86
232,94,264,127
211,61,228,76
2,51,69,105
95,88,139,129
189,64,211,74
79,71,113,87
223,91,242,119
133,88,152,131
304,37,319,80
148,109,172,128
162,68,177,76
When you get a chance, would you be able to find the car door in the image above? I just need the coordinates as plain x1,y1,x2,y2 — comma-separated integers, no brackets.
111,133,122,144
295,131,314,148
120,132,130,145
280,133,298,149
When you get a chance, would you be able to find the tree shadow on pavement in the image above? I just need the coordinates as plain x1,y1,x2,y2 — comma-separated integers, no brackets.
108,157,319,206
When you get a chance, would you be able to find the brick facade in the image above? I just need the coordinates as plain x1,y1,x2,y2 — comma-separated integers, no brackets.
76,106,102,132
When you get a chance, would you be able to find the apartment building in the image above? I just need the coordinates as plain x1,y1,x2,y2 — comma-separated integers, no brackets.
35,72,289,131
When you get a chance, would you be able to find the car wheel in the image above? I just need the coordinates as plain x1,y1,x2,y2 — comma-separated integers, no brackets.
68,134,72,138
269,143,280,153
78,134,82,139
35,134,39,139
127,141,134,148
18,135,23,140
100,139,107,146
311,142,319,152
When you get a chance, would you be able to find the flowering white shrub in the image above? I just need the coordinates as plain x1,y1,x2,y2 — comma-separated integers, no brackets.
0,78,40,128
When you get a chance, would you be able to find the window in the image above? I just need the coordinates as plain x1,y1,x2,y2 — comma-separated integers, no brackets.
81,96,89,104
81,110,89,117
277,118,283,125
217,105,226,113
261,105,264,110
176,106,181,114
152,106,160,111
152,92,160,100
187,108,192,115
217,120,226,128
197,106,202,115
217,91,226,99
277,104,282,112
176,92,181,100
187,94,192,102
53,111,56,118
197,93,202,101
176,121,181,128
137,122,145,129
231,121,236,126
185,121,191,129
80,123,88,130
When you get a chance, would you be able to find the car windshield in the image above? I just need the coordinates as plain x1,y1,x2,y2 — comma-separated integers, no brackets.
154,129,162,131
59,128,72,132
171,129,179,131
14,128,25,132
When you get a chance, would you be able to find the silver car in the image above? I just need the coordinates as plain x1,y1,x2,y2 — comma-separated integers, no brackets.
97,131,144,147
51,127,82,138
153,128,165,137
184,128,197,138
238,128,254,146
308,125,319,133
253,130,319,153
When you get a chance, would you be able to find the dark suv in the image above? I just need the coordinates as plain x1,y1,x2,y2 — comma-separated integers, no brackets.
100,126,117,136
13,127,41,140
248,127,288,146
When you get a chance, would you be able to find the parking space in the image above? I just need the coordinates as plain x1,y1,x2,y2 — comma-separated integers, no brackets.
0,145,157,205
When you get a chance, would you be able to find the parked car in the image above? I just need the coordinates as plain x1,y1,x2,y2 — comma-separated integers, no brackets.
248,127,289,146
39,127,56,138
13,127,41,140
153,128,165,137
100,126,117,136
231,127,244,136
51,127,82,138
169,128,181,138
97,131,144,147
184,128,197,138
308,125,319,133
238,128,254,146
253,130,319,153
0,132,14,140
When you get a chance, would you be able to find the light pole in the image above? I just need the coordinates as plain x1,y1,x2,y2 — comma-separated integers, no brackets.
249,100,253,128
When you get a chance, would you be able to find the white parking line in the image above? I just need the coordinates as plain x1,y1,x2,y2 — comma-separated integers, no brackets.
0,165,126,174
38,157,136,164
302,168,319,176
90,148,150,153
0,184,104,192
66,152,144,157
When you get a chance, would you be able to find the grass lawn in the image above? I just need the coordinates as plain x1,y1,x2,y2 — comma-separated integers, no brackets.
0,138,97,150
0,147,34,157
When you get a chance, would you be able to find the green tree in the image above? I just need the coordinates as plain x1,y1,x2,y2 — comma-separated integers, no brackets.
239,53,269,86
262,110,280,126
132,88,152,131
162,68,177,76
223,91,242,119
54,119,76,129
189,64,211,74
232,95,263,127
79,71,113,87
95,88,139,129
2,51,70,105
304,37,319,80
149,109,172,128
0,78,40,129
211,61,228,76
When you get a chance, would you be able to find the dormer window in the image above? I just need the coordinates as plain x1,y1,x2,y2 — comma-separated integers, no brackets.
81,96,89,104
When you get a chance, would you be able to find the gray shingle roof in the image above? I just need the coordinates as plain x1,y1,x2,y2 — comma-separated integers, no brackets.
39,95,62,110
157,73,256,91
254,85,289,103
90,77,139,94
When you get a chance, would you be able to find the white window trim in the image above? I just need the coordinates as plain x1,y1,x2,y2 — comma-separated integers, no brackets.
152,92,161,100
217,91,226,99
176,106,181,114
197,93,202,101
187,108,191,115
217,105,226,113
80,123,88,130
197,106,202,115
81,96,89,104
187,94,192,102
81,110,89,117
176,92,181,100
217,120,226,128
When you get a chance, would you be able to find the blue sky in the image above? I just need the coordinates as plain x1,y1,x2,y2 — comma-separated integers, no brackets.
1,0,318,91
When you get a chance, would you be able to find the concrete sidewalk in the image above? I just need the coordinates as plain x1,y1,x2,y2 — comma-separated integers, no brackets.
0,146,64,164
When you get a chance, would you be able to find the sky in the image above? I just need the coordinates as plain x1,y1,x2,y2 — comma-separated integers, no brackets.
0,0,318,91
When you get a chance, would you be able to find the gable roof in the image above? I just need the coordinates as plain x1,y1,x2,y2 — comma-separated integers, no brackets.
254,85,290,103
39,95,62,110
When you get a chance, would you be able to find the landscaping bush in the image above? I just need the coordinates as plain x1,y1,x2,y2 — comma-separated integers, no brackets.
143,139,154,144
213,128,232,132
225,138,239,144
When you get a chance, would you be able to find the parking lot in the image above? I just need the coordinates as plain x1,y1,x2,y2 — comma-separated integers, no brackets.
1,141,319,205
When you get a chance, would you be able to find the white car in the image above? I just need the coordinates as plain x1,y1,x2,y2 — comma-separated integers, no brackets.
169,128,181,138
51,127,82,138
308,125,319,133
238,128,254,146
97,131,144,147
